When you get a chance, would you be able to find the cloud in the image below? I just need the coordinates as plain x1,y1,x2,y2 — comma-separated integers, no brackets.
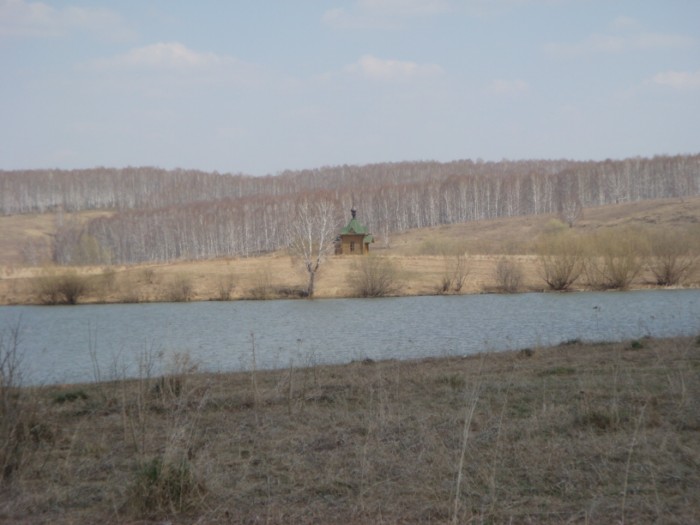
323,0,451,29
546,31,694,57
89,42,229,71
358,0,452,16
651,70,700,90
81,42,266,92
0,0,132,40
489,79,529,95
345,54,444,81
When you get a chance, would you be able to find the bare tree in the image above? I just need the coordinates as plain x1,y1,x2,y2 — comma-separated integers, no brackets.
287,195,340,298
558,196,583,228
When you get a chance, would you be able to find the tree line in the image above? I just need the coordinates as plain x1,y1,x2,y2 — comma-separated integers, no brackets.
1,155,698,265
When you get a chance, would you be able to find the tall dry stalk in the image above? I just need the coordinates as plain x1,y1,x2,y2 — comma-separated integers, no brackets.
249,333,260,426
451,357,484,524
621,404,646,524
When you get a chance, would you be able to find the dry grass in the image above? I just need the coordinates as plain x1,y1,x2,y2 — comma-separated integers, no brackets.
1,197,699,305
1,335,698,523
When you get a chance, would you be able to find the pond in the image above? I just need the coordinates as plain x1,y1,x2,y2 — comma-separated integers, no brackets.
1,289,699,385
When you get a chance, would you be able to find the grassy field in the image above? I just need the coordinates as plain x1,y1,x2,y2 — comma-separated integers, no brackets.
1,197,699,305
1,335,699,523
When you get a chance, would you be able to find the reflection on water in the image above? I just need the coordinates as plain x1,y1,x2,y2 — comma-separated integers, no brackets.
1,289,699,385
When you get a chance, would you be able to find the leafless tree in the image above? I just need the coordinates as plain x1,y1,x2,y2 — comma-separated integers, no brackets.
287,195,340,298
5,155,699,265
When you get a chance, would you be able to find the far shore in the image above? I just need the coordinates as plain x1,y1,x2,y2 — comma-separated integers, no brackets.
1,252,697,306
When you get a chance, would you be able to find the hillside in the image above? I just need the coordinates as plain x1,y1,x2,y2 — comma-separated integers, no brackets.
1,197,698,305
2,154,699,266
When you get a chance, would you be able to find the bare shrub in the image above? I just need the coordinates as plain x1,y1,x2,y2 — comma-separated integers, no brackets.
215,273,235,300
437,243,470,294
647,228,699,286
140,267,157,285
494,257,522,293
536,233,585,291
34,271,91,305
248,265,275,299
583,229,647,290
163,274,194,302
348,256,399,297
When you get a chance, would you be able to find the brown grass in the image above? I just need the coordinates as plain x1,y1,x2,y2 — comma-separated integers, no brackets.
1,335,698,523
1,197,699,305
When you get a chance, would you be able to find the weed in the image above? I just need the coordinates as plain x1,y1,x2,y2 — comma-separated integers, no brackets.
437,373,467,390
128,456,204,518
559,338,581,346
53,389,88,404
538,366,576,377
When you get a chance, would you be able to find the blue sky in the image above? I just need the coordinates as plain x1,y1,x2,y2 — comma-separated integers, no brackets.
1,0,699,176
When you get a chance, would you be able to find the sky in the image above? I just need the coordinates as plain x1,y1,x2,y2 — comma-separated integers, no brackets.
1,0,699,176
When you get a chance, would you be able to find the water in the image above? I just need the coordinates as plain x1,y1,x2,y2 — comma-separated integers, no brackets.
1,289,699,385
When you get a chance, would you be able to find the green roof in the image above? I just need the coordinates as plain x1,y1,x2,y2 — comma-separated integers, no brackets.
340,218,369,235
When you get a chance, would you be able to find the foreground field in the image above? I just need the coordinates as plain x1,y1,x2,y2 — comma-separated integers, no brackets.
1,197,699,305
1,335,698,523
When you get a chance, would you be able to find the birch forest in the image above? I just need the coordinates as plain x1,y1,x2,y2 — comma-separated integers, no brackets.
2,154,698,265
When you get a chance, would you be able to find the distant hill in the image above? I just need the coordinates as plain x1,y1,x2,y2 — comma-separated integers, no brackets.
1,155,698,265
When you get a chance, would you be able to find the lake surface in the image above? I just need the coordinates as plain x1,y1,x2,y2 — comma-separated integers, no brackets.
1,289,699,385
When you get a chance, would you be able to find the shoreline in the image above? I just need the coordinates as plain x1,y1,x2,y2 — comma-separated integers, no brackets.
1,253,697,306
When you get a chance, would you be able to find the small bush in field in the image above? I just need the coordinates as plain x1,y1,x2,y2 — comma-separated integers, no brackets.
583,229,647,290
647,228,698,286
164,274,194,302
34,271,91,305
494,257,522,293
215,273,235,300
535,233,585,291
348,256,399,298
